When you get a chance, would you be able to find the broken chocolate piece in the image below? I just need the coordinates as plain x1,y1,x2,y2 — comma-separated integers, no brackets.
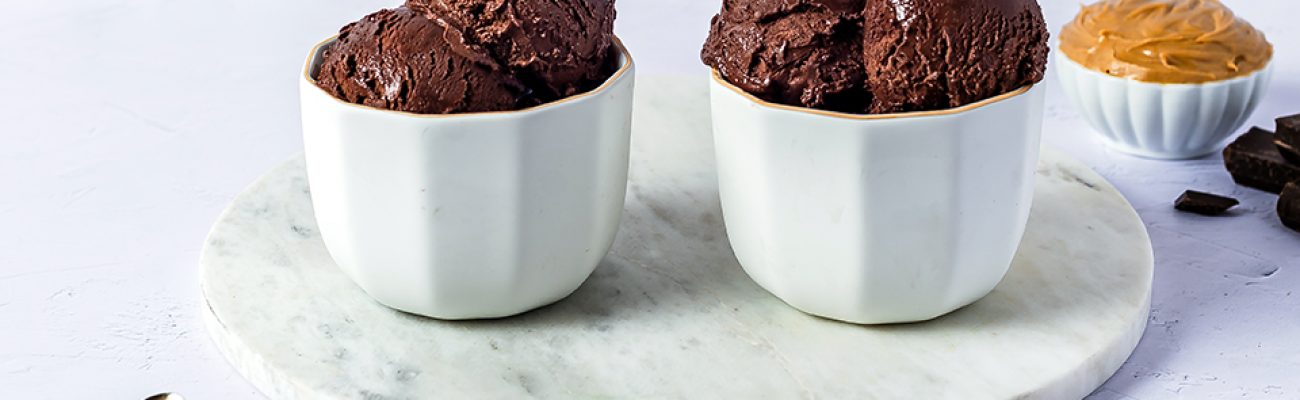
1278,114,1300,139
1278,114,1300,165
1223,127,1300,193
1279,182,1300,232
1175,190,1240,216
1278,139,1300,165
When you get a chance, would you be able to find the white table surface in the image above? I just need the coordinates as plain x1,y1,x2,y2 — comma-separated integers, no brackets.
0,1,1296,399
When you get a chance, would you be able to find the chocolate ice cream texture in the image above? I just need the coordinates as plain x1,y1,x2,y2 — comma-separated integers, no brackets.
701,0,1050,114
313,0,618,114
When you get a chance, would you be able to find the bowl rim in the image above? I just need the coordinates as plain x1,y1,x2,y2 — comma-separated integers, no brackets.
302,35,634,118
1053,51,1273,88
709,68,1034,121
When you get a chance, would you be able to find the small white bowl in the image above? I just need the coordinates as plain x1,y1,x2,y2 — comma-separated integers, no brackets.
300,37,635,319
1055,52,1272,160
709,71,1045,324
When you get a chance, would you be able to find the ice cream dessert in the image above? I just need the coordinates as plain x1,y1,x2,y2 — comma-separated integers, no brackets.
700,0,1050,114
299,0,635,319
1059,0,1272,84
700,1,869,113
313,0,618,114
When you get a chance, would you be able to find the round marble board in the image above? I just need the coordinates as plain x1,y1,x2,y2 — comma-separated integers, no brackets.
201,77,1153,400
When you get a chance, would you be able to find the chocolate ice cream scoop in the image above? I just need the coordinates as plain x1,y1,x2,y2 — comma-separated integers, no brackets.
314,7,532,114
701,0,1049,114
314,0,618,114
700,0,871,113
409,0,617,100
862,0,1049,113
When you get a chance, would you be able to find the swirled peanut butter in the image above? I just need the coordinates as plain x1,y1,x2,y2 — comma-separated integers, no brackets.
1060,0,1272,84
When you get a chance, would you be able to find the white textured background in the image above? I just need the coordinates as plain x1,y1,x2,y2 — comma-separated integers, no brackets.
1,1,1296,398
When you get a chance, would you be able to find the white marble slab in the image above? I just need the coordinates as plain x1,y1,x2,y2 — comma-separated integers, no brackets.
200,77,1153,400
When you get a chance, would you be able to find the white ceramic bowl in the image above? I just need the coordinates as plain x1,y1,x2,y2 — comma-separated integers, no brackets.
300,37,635,319
709,72,1045,324
1056,52,1272,160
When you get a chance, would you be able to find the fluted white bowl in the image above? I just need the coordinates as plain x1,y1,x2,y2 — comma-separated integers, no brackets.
1056,52,1272,160
709,71,1045,324
300,37,635,319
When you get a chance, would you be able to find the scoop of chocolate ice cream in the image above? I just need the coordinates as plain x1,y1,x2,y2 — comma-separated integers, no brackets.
701,0,1049,114
409,0,618,100
701,0,870,113
313,7,530,114
862,0,1048,113
313,1,618,114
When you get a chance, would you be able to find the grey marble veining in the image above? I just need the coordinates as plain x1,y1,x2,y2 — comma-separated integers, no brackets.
200,77,1153,400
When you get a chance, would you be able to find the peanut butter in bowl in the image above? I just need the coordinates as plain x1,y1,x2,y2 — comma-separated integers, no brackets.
1060,0,1272,84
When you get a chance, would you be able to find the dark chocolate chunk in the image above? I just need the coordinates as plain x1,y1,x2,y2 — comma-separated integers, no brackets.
1223,127,1300,193
1278,114,1300,139
1280,182,1300,232
1278,114,1300,165
1175,190,1240,216
1278,139,1300,165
